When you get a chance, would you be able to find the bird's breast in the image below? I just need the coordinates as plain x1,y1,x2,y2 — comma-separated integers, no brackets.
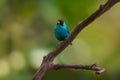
54,26,69,41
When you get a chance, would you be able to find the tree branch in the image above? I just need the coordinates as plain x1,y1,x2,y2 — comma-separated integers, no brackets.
53,64,105,74
32,0,120,80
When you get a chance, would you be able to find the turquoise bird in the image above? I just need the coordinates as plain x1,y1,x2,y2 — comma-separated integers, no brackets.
54,20,70,41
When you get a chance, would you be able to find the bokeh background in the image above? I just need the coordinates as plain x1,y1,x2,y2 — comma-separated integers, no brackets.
0,0,120,80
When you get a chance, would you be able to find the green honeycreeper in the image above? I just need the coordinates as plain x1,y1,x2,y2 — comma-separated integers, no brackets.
54,20,70,41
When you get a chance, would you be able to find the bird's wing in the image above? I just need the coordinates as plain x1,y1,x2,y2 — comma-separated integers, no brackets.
64,22,70,34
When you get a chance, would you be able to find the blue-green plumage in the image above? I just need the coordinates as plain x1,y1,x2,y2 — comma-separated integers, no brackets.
54,20,70,41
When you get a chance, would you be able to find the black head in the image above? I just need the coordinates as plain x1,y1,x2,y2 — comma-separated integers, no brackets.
57,20,64,26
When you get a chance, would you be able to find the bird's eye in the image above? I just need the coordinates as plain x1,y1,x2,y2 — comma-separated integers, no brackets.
57,20,63,26
59,20,63,26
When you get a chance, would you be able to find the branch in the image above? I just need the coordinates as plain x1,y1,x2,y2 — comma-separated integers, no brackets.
53,64,105,74
32,0,120,80
46,0,120,62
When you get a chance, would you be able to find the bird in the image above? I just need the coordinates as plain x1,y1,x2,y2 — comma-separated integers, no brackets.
54,20,70,41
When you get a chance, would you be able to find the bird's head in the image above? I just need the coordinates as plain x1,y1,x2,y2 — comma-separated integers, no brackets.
57,20,64,26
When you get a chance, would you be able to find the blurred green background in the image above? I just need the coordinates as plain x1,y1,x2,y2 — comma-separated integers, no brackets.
0,0,120,80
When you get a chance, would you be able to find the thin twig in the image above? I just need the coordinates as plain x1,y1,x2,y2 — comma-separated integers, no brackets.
53,64,105,74
32,0,120,80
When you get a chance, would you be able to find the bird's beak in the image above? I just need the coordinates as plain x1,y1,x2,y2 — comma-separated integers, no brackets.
57,21,60,24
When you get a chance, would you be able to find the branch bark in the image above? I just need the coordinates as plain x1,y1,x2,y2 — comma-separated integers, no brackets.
53,64,105,74
32,0,120,80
